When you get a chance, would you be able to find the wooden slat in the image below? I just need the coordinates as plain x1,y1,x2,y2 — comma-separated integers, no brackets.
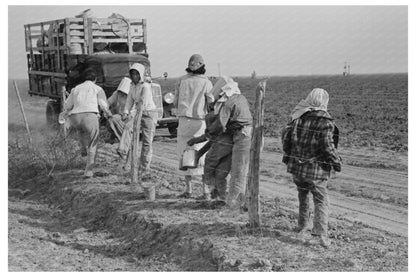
89,38,144,43
24,18,65,28
142,19,147,53
68,17,83,23
69,30,85,36
127,21,132,54
55,20,61,71
87,18,94,55
30,46,69,51
65,18,71,52
28,70,67,78
69,24,85,30
83,16,89,54
40,23,45,71
24,26,29,51
91,30,143,37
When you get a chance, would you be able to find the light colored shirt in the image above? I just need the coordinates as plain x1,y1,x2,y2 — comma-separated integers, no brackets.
65,80,110,115
124,82,156,114
174,74,214,119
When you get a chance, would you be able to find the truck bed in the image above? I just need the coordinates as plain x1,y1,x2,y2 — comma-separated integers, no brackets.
24,16,147,99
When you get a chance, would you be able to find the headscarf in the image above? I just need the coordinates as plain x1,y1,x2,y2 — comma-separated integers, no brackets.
117,77,132,94
129,63,146,79
208,76,232,101
291,88,329,121
212,76,241,114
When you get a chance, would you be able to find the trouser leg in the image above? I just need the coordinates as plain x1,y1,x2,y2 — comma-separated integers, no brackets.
201,175,210,194
84,114,99,175
139,115,156,173
70,113,99,176
185,175,193,193
293,175,311,230
215,153,232,200
227,129,251,203
311,179,329,236
204,136,233,199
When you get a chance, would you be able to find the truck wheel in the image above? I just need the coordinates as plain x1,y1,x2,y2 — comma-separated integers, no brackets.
167,123,178,137
46,100,60,128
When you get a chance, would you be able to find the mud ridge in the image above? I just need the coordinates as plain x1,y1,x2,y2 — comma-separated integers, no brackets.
10,173,240,271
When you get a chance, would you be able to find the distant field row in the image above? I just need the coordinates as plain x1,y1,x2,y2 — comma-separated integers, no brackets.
160,74,408,152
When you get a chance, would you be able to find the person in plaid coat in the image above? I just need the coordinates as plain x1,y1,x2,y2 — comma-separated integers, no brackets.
281,88,341,248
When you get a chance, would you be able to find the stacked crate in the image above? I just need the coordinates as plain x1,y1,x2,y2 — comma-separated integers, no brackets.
24,16,147,99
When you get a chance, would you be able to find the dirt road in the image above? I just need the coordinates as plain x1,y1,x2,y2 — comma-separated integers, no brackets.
144,134,408,237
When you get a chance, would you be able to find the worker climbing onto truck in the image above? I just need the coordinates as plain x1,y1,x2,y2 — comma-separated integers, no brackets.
187,76,252,208
64,68,113,178
122,63,158,175
106,77,136,170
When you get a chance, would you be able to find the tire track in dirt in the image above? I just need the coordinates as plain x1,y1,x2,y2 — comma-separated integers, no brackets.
98,138,407,237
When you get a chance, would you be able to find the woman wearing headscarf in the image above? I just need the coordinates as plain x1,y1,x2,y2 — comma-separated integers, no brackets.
174,54,214,199
187,76,253,208
281,88,341,248
122,63,158,175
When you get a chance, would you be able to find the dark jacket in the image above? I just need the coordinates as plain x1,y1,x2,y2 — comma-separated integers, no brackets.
282,110,341,180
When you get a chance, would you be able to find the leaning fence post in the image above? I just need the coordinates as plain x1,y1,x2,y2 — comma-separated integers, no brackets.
131,103,144,185
13,80,32,146
61,86,68,138
247,80,267,228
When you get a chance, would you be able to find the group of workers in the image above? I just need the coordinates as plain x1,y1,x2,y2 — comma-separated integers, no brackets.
62,54,342,248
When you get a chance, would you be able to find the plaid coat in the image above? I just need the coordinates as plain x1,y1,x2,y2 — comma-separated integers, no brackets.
282,110,341,180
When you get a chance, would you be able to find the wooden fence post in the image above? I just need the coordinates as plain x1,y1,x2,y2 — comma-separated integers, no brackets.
61,86,68,138
130,103,144,185
247,80,267,228
13,80,33,146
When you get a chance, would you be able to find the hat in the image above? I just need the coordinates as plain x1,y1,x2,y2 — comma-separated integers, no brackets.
117,77,131,94
187,54,204,71
129,63,146,78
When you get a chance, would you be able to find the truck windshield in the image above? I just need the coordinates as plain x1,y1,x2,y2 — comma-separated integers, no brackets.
103,63,130,79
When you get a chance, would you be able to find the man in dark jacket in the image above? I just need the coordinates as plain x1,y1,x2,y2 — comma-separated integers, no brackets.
282,88,341,248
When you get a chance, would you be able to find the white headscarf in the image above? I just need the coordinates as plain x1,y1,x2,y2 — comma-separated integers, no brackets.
209,76,241,100
129,63,146,80
212,76,241,114
291,88,329,120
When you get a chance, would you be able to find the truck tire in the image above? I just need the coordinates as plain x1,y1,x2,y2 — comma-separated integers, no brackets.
167,122,178,137
46,100,61,128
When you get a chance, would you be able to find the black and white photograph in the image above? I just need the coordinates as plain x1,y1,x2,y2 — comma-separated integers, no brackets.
5,2,411,272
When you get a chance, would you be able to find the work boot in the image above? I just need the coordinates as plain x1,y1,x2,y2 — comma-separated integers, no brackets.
319,235,331,248
295,228,310,243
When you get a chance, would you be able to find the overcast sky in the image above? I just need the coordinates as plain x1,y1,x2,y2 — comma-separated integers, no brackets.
8,5,408,78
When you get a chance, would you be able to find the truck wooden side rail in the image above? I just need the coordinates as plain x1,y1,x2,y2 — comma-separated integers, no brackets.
24,16,147,99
